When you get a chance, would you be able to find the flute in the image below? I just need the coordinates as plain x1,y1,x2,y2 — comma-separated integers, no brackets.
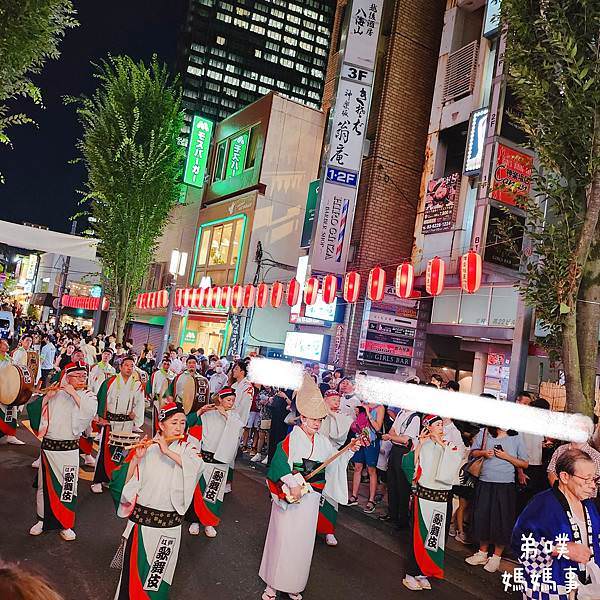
123,434,184,451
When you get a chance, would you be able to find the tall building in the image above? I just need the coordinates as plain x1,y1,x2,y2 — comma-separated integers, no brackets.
177,0,336,139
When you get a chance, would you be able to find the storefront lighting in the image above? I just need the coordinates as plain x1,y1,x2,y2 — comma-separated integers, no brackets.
256,283,269,308
270,281,284,308
286,278,301,307
169,249,188,276
243,284,255,308
231,285,243,309
460,250,482,294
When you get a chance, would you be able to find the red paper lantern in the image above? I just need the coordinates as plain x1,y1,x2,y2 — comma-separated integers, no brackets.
243,284,255,308
199,287,209,308
426,257,445,296
270,281,284,308
221,285,231,308
304,277,319,305
322,274,338,304
231,285,243,309
460,250,482,294
286,278,301,307
256,283,269,308
368,266,386,301
343,271,361,303
395,263,414,299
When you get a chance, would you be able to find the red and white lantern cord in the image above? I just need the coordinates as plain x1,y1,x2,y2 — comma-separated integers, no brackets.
135,251,483,310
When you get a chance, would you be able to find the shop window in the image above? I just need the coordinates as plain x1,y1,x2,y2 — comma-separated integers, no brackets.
245,125,260,170
458,287,490,325
489,287,518,327
194,216,246,286
437,122,468,178
431,290,460,324
213,140,227,182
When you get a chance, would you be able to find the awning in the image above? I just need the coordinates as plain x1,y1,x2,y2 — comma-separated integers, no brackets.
0,220,97,261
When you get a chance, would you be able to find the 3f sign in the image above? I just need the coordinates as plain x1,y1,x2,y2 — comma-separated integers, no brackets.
342,64,373,85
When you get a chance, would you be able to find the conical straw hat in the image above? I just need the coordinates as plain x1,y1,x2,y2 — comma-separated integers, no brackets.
296,373,328,419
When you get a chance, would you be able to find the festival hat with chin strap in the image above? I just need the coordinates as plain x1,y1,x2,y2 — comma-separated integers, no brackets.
296,374,328,419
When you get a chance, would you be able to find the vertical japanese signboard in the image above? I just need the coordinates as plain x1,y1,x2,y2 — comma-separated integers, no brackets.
225,131,249,179
421,173,461,234
301,180,319,248
309,0,383,274
490,143,533,207
183,116,213,188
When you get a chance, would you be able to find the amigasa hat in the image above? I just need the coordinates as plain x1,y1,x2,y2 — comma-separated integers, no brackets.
295,374,328,419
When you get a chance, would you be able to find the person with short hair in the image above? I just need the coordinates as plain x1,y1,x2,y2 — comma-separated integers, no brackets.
27,362,97,541
91,357,146,494
512,448,600,600
430,374,443,389
147,356,175,434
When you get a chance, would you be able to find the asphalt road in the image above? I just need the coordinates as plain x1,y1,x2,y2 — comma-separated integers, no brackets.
0,422,514,600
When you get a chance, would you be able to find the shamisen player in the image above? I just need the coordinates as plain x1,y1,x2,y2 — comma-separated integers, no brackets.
27,361,97,541
259,374,363,600
185,387,244,539
109,402,203,600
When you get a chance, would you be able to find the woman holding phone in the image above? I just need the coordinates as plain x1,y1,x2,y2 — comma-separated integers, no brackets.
465,422,529,573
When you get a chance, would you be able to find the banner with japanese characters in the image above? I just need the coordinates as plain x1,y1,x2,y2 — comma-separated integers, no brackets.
310,0,384,274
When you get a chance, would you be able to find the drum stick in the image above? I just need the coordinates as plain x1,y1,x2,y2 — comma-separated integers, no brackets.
122,434,184,451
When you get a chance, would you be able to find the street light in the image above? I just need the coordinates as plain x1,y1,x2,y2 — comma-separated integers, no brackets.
158,249,188,360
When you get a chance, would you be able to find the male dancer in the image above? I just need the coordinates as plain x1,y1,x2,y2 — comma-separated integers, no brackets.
147,355,175,433
27,361,97,541
0,338,25,445
186,387,244,538
89,349,116,395
91,356,145,494
172,355,208,409
317,388,354,547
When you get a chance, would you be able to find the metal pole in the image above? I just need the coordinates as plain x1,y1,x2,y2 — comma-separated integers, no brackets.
507,297,534,401
54,221,77,325
158,277,176,360
92,285,103,336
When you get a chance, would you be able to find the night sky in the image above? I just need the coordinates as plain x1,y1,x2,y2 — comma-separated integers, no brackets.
0,0,187,233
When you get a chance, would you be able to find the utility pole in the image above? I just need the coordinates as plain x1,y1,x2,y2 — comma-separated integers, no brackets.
54,221,77,325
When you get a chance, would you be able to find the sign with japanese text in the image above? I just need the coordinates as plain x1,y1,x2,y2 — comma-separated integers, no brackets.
464,108,488,175
358,285,422,367
225,131,249,179
491,143,533,207
183,116,213,188
310,0,384,274
483,0,501,38
301,180,319,248
422,173,461,234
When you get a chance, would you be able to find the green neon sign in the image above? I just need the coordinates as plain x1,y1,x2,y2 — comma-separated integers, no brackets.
225,131,249,179
183,115,214,188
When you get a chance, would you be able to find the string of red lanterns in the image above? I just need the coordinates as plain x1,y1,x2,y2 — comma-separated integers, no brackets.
135,251,483,310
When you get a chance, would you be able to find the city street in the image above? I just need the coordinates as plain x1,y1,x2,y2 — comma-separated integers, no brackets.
0,421,512,600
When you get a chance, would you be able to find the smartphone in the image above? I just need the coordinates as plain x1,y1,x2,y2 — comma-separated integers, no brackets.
494,444,503,451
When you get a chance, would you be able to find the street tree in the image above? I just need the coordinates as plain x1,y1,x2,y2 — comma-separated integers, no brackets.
502,1,600,415
0,0,77,170
69,55,184,342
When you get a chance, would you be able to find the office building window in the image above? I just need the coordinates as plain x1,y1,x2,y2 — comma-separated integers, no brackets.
216,36,226,45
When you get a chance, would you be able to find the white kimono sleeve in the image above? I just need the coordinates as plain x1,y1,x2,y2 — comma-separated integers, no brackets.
118,462,143,518
233,380,253,425
71,390,98,437
170,442,204,515
213,412,245,464
323,438,353,506
132,384,146,428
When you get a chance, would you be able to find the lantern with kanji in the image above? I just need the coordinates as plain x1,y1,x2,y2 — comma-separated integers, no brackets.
426,257,445,296
304,277,319,305
231,285,243,309
368,266,386,301
270,281,284,308
343,271,361,303
243,284,255,308
395,263,414,299
321,274,338,304
286,278,301,307
256,283,269,308
460,250,482,294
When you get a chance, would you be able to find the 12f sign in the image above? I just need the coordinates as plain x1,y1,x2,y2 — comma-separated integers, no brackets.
326,167,358,188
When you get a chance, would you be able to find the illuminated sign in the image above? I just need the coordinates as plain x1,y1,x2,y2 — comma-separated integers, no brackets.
183,115,214,188
284,331,330,362
225,131,249,179
464,108,488,175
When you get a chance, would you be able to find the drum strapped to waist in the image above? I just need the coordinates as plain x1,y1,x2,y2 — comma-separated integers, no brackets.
415,483,450,503
180,373,210,415
109,431,140,448
106,411,132,423
41,438,79,452
0,364,34,407
130,503,183,528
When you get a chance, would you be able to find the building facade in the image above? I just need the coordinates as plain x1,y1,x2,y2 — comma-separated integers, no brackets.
178,0,336,139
